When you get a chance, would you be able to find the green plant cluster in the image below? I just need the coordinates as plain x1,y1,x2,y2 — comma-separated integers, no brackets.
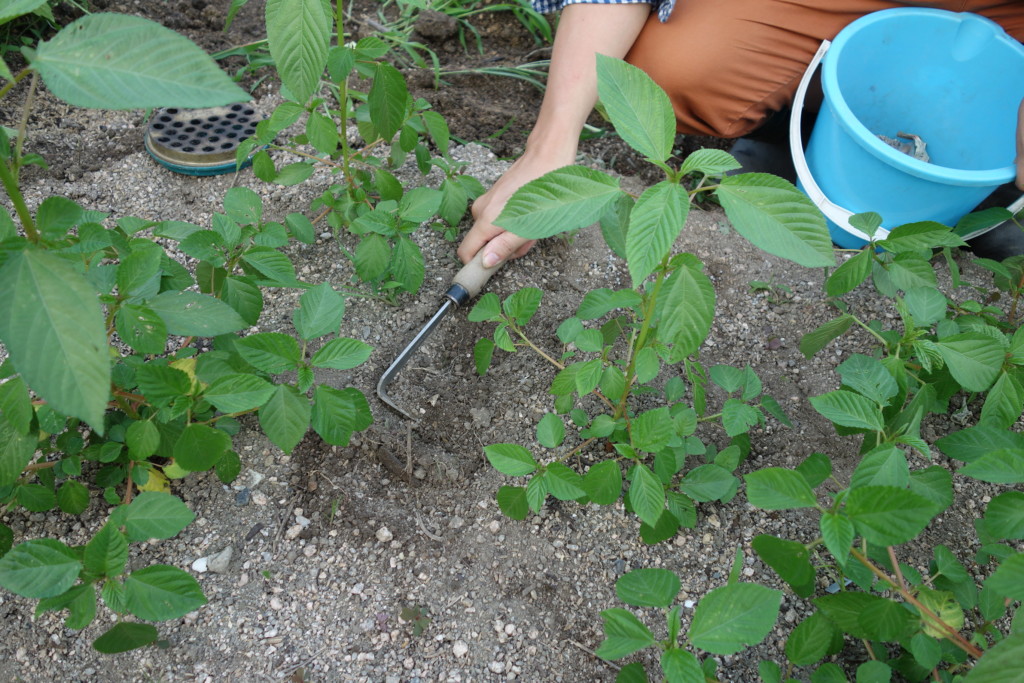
473,55,1024,681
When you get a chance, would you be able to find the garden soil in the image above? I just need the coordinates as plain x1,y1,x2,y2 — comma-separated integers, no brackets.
0,2,1013,682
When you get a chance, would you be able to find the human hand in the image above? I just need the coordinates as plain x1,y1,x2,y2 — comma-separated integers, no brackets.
456,149,574,266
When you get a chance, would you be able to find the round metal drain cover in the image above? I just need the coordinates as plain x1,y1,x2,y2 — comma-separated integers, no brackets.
144,104,263,176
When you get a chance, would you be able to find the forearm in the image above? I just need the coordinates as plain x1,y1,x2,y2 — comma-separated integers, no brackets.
525,3,652,160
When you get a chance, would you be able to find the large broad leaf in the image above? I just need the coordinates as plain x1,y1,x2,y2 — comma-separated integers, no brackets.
147,291,247,337
594,608,656,660
0,417,37,487
625,181,690,287
0,538,81,599
615,568,680,608
845,486,936,546
120,491,195,542
311,385,372,446
293,282,345,341
266,0,332,102
595,54,675,163
717,174,834,268
0,0,49,24
259,384,311,453
809,389,884,431
0,249,108,432
92,622,159,654
125,565,206,621
963,633,1024,683
494,166,622,239
367,61,409,142
744,467,818,510
752,534,815,597
935,333,1005,392
32,13,249,109
688,582,782,655
655,256,715,357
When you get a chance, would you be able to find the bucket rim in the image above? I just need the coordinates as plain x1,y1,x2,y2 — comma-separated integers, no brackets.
822,7,1021,187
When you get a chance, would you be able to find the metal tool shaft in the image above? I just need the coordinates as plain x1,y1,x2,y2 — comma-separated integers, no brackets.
375,299,455,419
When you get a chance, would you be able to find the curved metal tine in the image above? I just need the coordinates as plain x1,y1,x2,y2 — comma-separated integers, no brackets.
375,299,455,419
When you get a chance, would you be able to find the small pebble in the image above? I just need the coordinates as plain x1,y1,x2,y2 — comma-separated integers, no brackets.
487,521,501,534
207,546,233,574
453,641,469,658
270,597,284,610
251,490,269,506
191,557,208,573
376,527,393,543
285,524,303,540
234,488,251,506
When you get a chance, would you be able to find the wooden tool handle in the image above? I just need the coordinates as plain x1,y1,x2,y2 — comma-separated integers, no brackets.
451,249,503,302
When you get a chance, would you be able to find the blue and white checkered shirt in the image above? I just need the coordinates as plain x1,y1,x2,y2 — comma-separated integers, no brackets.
532,0,675,23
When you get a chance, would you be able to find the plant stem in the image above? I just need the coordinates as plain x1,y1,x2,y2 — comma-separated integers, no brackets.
850,314,890,348
510,325,616,412
850,548,983,659
0,153,38,243
0,67,32,100
616,264,667,420
15,72,38,161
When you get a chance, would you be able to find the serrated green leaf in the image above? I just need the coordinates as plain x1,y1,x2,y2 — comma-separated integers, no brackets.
595,54,675,162
310,337,373,370
981,371,1024,429
577,289,642,320
503,287,543,324
810,390,883,431
717,174,834,268
962,632,1024,682
311,385,372,446
0,250,108,432
134,364,192,407
722,399,760,437
688,582,782,655
122,491,195,542
148,291,247,337
0,418,37,487
959,449,1024,484
583,460,622,505
851,444,909,489
820,512,854,564
468,292,502,322
125,564,206,621
985,491,1024,540
616,568,680,608
203,374,275,414
92,622,158,654
125,420,160,461
367,61,408,141
259,385,311,453
935,333,1004,392
654,254,714,357
800,314,854,358
744,467,817,510
33,14,249,109
785,612,837,666
473,338,495,375
115,304,167,354
595,608,656,660
796,452,831,488
18,483,57,511
484,444,538,477
845,486,936,546
495,165,622,239
235,332,302,374
84,523,128,577
391,237,424,293
293,283,345,341
496,485,529,520
265,0,331,102
241,246,298,286
56,480,89,514
628,464,665,527
632,407,672,453
220,275,263,326
536,413,565,449
680,148,741,177
826,249,872,297
545,462,587,500
0,538,81,598
753,534,815,597
0,376,32,435
836,354,898,406
903,287,948,327
936,424,1024,462
626,181,690,287
173,423,229,472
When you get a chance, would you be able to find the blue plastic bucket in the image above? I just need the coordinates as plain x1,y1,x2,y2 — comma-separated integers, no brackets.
798,9,1024,248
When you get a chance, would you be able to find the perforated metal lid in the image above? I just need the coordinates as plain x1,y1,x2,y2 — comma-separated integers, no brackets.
144,104,262,175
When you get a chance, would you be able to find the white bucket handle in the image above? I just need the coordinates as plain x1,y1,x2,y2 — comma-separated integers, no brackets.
789,40,1024,243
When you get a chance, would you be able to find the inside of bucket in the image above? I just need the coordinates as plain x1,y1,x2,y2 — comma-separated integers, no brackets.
831,12,1023,172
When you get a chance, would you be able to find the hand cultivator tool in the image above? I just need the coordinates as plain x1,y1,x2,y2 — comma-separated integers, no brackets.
376,251,502,418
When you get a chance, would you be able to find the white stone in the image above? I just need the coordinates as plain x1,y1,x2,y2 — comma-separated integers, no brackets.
376,526,393,543
284,524,303,540
191,557,209,573
453,641,469,658
207,546,233,574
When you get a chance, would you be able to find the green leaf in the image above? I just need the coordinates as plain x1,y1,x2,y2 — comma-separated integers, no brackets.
215,449,242,484
495,166,622,239
293,283,345,341
367,61,409,141
473,338,495,375
660,649,703,683
837,354,898,406
503,287,543,324
981,371,1024,429
679,148,741,177
126,420,160,461
0,418,37,487
311,385,372,446
36,583,96,629
0,376,32,435
484,444,538,477
235,332,302,374
655,255,715,358
285,212,316,244
0,250,108,432
545,463,587,501
18,483,56,511
0,0,49,23
935,333,1005,392
93,622,159,654
845,486,936,546
616,568,680,608
595,608,656,660
148,291,247,337
959,449,1024,484
851,444,909,489
628,464,665,527
903,287,948,327
468,292,502,322
173,424,230,472
626,181,690,287
796,452,831,488
800,314,854,358
203,374,275,413
595,54,675,162
936,424,1024,463
985,552,1024,601
265,0,331,102
615,662,649,683
122,492,195,542
744,468,817,510
134,364,191,407
717,174,834,268
985,491,1024,540
391,237,425,293
496,486,529,520
0,523,13,557
820,512,855,564
310,337,373,370
220,275,263,326
577,289,642,320
722,399,760,437
0,538,81,598
688,582,782,655
241,246,298,286
115,304,167,355
56,480,89,515
536,413,565,449
259,385,311,454
962,632,1024,682
888,254,937,291
856,661,892,683
84,523,129,577
632,407,673,453
810,390,883,431
583,460,622,505
33,14,249,109
785,612,838,667
752,534,815,597
826,249,873,297
125,564,206,620
858,597,918,641
678,464,736,503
